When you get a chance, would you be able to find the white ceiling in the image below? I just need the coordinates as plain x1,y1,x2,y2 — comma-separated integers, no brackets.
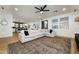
0,5,79,23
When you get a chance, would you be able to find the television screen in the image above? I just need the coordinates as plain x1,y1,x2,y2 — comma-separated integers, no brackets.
75,34,79,48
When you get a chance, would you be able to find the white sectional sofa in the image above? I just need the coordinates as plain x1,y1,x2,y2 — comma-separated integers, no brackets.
18,30,55,43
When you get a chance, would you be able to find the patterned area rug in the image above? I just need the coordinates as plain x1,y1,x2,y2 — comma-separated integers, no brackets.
8,37,71,54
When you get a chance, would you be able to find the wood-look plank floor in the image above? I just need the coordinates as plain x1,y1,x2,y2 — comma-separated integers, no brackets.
0,32,79,54
71,39,79,54
0,32,19,53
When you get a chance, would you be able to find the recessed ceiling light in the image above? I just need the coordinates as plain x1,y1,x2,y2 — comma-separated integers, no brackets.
14,8,18,11
62,8,66,11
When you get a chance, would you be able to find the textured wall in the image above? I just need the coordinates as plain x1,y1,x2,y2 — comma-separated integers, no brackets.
0,12,13,38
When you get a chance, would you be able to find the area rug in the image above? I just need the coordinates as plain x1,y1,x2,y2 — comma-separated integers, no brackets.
8,37,71,54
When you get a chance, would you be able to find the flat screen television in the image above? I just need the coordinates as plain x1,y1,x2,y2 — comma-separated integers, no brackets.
75,34,79,48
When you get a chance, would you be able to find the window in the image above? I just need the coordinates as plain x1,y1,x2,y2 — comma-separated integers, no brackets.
52,19,58,29
60,16,69,29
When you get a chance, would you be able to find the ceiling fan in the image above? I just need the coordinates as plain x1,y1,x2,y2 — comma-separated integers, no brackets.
35,5,50,14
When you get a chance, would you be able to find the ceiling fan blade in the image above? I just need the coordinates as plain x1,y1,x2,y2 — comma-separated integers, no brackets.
41,7,43,10
35,11,40,13
35,7,41,11
42,5,47,10
43,10,49,11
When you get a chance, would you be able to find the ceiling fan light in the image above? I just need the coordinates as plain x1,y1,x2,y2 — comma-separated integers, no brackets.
40,11,43,14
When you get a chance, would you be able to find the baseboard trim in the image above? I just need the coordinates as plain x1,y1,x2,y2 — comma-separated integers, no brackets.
55,36,75,39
